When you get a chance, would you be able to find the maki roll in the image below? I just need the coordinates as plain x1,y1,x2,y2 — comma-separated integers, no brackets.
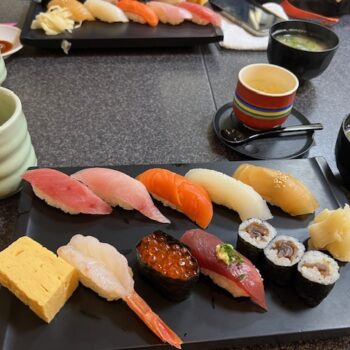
136,231,199,301
236,219,277,265
263,235,305,286
295,250,340,307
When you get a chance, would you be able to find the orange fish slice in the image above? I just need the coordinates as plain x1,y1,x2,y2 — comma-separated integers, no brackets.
48,0,95,21
117,0,159,27
137,168,213,228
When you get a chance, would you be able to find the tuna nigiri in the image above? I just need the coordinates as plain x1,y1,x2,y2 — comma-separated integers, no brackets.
72,167,170,224
57,235,182,349
177,2,221,26
22,168,112,215
147,1,192,25
233,164,319,216
137,168,213,228
181,229,267,310
185,168,272,221
48,0,95,21
85,0,128,23
117,0,159,27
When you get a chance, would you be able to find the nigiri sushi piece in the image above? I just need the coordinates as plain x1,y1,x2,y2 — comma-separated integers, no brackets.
185,168,272,221
116,0,159,27
22,168,112,215
177,2,221,26
156,0,184,4
181,229,267,310
57,234,182,349
233,164,319,216
85,0,128,23
72,167,170,224
137,168,213,228
147,1,192,25
48,0,95,21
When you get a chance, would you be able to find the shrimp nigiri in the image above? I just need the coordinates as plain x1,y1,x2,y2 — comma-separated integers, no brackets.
177,2,221,26
57,235,182,349
116,0,159,26
72,167,170,224
137,168,213,228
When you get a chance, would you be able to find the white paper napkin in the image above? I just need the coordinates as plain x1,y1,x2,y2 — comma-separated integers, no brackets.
219,2,288,51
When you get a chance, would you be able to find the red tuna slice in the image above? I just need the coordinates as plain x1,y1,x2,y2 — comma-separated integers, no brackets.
181,229,267,310
22,168,112,215
72,168,170,224
177,2,221,26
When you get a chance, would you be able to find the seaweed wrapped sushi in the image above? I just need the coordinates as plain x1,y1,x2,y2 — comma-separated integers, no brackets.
236,219,277,265
295,250,340,307
136,231,199,301
263,235,305,286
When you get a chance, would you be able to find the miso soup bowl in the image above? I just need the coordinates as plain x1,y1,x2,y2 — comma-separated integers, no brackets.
233,63,299,130
268,20,339,83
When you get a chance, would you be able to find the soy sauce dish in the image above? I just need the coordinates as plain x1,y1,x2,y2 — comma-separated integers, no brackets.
267,20,339,83
0,25,23,59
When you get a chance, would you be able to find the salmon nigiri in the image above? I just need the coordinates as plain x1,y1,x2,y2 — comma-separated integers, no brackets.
147,1,192,25
22,168,112,215
137,168,213,228
48,0,95,21
117,0,159,26
181,229,267,310
178,2,221,26
72,167,170,223
58,234,182,349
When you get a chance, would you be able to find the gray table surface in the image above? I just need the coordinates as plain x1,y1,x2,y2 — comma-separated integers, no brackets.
1,1,350,349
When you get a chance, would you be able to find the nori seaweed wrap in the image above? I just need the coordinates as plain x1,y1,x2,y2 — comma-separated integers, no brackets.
136,231,199,301
295,250,340,307
236,219,277,265
263,235,305,286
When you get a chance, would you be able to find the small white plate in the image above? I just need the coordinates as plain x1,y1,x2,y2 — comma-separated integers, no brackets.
0,25,23,59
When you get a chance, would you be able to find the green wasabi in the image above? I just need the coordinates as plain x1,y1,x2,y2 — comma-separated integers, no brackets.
216,243,243,266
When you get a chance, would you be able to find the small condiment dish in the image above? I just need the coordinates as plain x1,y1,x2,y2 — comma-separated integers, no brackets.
267,20,339,83
0,25,23,59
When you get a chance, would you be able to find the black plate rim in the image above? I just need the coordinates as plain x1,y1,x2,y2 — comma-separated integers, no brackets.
20,2,224,49
212,102,315,160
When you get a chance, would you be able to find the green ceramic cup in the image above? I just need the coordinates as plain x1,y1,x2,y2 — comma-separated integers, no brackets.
0,53,6,85
0,87,37,199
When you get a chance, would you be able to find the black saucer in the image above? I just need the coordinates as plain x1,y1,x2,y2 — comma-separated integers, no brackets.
212,102,315,160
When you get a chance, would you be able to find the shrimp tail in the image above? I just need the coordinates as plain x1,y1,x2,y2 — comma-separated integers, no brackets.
124,291,183,349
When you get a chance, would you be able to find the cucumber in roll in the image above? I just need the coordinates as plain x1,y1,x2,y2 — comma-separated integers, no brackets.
263,235,305,286
295,250,340,307
237,219,277,265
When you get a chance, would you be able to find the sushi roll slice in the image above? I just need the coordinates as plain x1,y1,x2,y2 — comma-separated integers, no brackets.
263,235,305,286
295,250,340,307
136,231,199,301
237,219,277,265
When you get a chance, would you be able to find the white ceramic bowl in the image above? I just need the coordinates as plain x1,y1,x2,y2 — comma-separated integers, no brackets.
0,25,23,59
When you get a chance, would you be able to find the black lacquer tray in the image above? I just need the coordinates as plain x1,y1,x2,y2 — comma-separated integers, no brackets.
0,158,349,350
20,2,223,49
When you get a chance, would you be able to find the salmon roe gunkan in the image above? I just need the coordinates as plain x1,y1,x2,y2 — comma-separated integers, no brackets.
137,231,198,280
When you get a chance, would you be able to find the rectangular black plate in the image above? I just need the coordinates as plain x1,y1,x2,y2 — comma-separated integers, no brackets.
1,158,349,350
20,2,223,49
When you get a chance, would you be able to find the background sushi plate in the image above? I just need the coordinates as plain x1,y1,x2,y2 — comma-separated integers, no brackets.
0,157,349,350
20,2,223,49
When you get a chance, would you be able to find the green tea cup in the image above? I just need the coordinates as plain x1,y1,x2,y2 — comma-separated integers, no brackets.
0,87,37,199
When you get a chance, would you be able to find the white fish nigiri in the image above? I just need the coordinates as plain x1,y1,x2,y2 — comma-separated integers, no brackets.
72,167,170,224
85,0,128,23
185,168,273,221
57,235,182,349
147,1,192,25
